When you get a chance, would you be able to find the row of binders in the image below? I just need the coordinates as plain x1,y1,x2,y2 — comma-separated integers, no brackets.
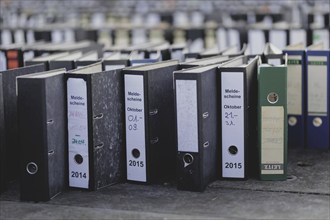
0,41,329,202
1,24,329,53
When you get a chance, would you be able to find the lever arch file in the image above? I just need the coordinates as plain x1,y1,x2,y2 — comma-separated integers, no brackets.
258,61,288,180
174,64,219,191
123,60,179,183
66,62,125,190
218,55,259,179
0,64,46,183
283,43,306,148
306,49,330,149
17,68,66,201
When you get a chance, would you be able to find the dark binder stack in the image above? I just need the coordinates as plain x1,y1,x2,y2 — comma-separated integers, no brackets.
102,52,130,71
66,62,125,190
147,42,171,61
0,64,47,186
129,50,161,66
49,51,83,70
23,41,103,58
179,55,230,70
25,52,69,70
75,51,100,69
122,60,179,183
17,68,67,201
174,64,219,192
218,55,259,179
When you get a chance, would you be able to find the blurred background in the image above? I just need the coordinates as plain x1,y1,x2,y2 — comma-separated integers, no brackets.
0,0,329,53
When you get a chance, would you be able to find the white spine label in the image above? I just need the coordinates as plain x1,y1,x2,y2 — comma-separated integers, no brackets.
67,78,89,188
287,56,303,115
308,56,327,115
176,80,198,153
261,106,284,175
221,72,245,178
125,74,146,182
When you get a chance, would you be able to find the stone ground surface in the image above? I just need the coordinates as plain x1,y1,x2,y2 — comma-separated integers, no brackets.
0,149,329,220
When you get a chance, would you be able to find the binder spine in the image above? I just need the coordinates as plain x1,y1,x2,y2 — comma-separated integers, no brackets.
175,78,201,191
67,76,90,188
306,51,330,149
221,71,245,179
18,79,49,201
258,66,287,180
283,50,306,148
45,75,66,197
90,71,124,190
200,71,217,188
124,74,147,182
147,66,177,183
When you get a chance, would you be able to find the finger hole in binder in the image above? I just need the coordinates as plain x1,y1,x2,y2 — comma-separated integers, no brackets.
48,150,55,156
94,143,104,150
150,137,159,144
228,145,238,155
93,113,104,120
74,154,83,164
26,162,38,175
149,109,158,116
202,112,209,119
203,141,209,148
183,153,194,168
47,119,54,124
132,148,140,158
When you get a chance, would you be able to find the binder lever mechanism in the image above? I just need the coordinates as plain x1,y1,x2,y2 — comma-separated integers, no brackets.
149,109,158,116
94,142,104,150
48,150,55,156
93,113,104,120
203,141,209,148
150,137,159,144
202,112,209,119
